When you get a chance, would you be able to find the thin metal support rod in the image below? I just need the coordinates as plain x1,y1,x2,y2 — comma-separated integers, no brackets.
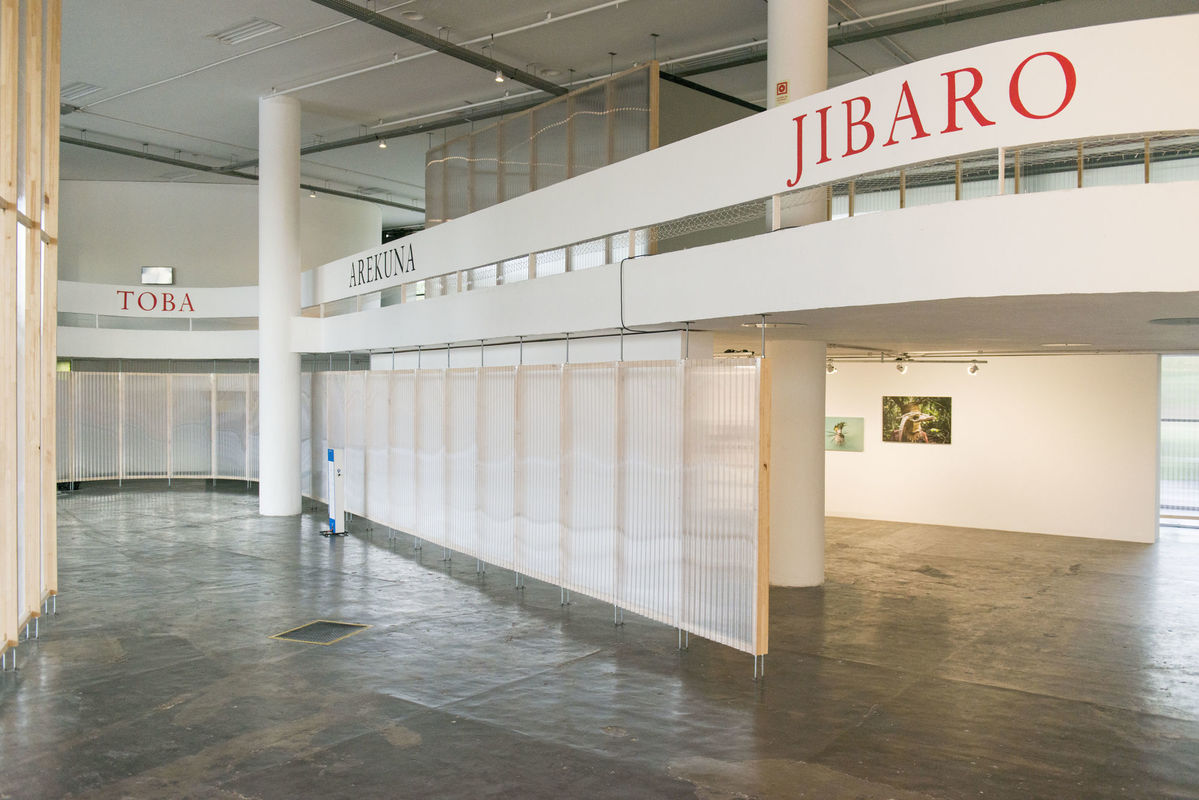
413,535,422,551
34,618,38,639
441,546,450,561
614,605,624,626
684,321,690,358
760,314,766,357
753,654,766,680
52,595,56,614
561,587,570,606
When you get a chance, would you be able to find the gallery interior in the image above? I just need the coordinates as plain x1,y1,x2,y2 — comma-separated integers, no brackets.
3,0,1199,797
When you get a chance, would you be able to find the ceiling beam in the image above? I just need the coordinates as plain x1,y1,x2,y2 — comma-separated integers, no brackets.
60,135,425,212
306,0,569,97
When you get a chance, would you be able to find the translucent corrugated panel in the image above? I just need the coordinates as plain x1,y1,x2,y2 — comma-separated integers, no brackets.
619,361,683,625
310,371,329,503
389,370,417,532
562,363,619,605
343,371,366,515
364,372,391,525
300,372,313,496
247,373,260,481
611,68,652,161
214,374,248,478
415,369,446,543
1161,356,1199,518
514,365,561,584
296,358,768,655
122,374,169,478
682,359,761,652
445,369,478,556
477,367,515,570
55,374,72,481
171,374,213,478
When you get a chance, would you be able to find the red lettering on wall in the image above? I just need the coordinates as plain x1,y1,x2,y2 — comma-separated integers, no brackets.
117,289,133,310
815,105,833,164
179,293,194,313
942,67,995,133
883,81,931,147
843,97,874,157
162,292,176,312
786,113,808,187
1009,51,1077,120
137,292,156,311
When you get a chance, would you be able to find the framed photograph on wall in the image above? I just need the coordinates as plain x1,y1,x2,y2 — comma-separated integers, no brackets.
883,396,952,444
825,416,865,451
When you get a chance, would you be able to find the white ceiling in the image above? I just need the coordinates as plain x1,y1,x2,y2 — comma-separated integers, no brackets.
61,0,1199,228
59,0,1199,355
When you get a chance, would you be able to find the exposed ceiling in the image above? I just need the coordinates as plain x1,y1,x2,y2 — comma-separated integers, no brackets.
61,0,1199,231
60,0,1199,356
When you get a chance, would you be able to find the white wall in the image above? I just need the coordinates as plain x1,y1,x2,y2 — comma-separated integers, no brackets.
60,181,380,287
824,355,1160,543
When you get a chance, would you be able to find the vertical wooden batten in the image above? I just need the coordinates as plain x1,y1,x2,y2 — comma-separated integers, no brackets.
20,0,45,628
40,0,61,601
755,357,771,657
0,0,20,652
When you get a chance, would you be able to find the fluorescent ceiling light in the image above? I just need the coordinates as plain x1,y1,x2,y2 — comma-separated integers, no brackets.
141,266,174,285
60,81,103,103
209,18,283,46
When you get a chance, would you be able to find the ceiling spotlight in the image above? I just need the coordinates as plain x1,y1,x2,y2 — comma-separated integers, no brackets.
967,363,981,376
308,190,317,198
378,138,387,149
826,362,837,375
495,69,504,83
400,10,424,21
896,363,908,374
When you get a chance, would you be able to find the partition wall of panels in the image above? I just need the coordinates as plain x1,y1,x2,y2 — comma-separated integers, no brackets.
1,0,60,660
303,360,769,656
52,359,771,657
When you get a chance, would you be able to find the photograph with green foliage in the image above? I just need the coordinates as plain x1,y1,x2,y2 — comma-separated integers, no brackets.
883,396,952,444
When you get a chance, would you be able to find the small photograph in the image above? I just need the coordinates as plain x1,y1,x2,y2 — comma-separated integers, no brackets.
825,416,865,451
883,396,952,444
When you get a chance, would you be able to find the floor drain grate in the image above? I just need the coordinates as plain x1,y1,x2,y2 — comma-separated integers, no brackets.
270,620,370,645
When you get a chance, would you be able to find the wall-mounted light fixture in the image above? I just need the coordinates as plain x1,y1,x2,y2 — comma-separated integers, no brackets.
378,138,387,149
967,363,981,375
896,363,908,374
140,266,174,285
826,362,837,375
495,68,504,83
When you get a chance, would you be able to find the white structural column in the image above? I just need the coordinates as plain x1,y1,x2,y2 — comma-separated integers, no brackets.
258,95,302,516
768,339,826,587
766,1,828,586
768,0,828,230
767,0,827,109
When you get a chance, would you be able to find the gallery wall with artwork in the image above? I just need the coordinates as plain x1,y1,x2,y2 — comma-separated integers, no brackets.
824,355,1159,543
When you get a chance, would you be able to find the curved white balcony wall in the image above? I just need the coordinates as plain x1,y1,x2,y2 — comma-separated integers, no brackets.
307,14,1199,306
61,181,380,287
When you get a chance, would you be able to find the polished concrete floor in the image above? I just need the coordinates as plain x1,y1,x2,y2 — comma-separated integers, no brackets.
1,482,1198,799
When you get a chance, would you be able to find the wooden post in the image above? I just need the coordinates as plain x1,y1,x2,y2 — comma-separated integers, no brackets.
755,357,771,657
20,0,45,629
898,169,906,209
955,159,962,200
1,0,20,652
1144,137,1151,184
1076,141,1084,188
41,0,61,601
847,180,855,217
